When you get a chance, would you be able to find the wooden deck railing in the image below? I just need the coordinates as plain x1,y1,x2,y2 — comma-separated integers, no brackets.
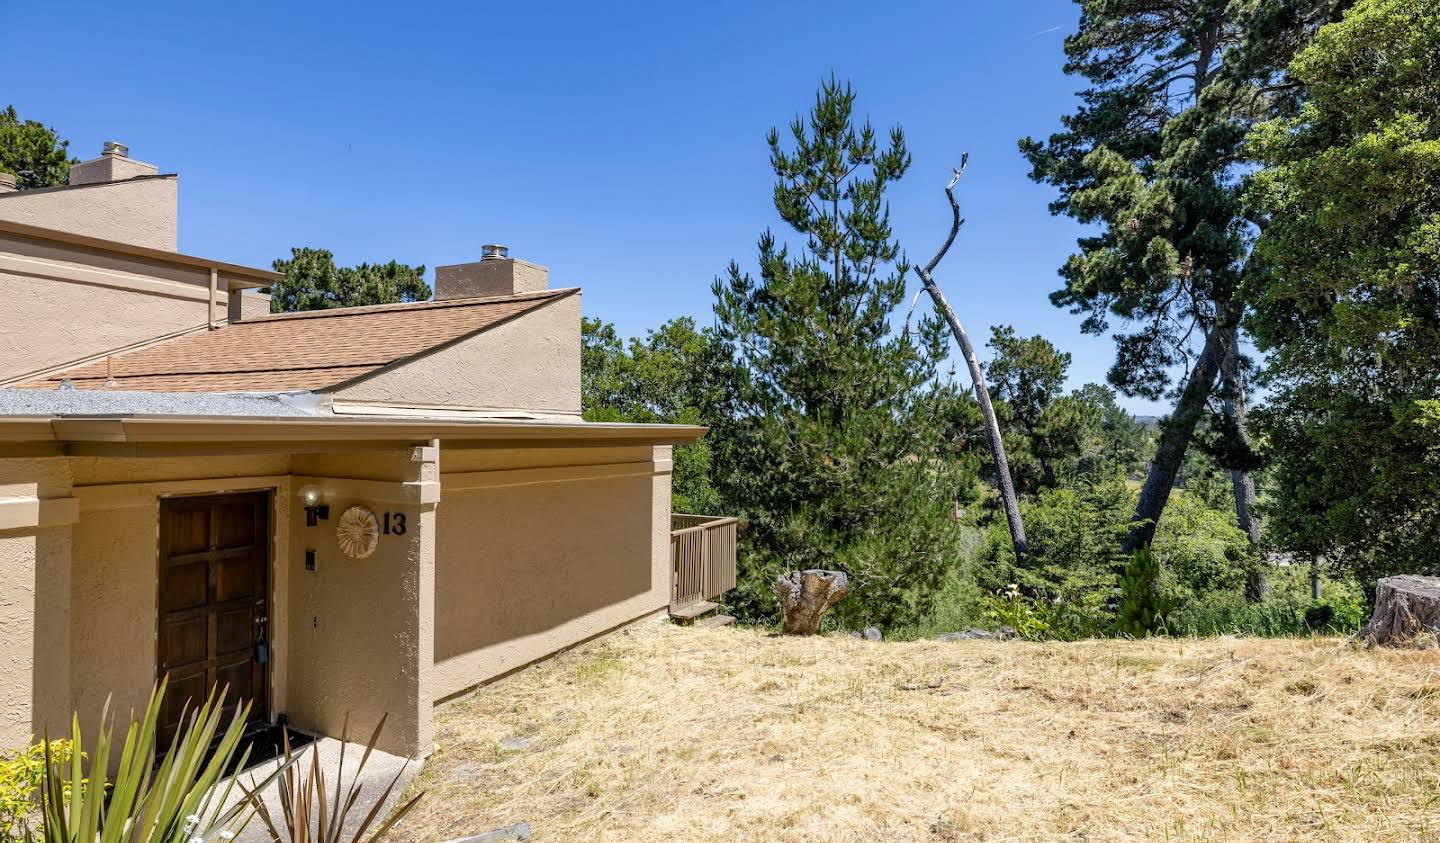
670,514,738,610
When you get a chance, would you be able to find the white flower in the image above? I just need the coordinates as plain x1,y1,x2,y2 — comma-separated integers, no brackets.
184,815,201,832
220,833,236,841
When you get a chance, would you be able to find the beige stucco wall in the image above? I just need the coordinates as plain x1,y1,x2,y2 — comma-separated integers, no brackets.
332,294,583,417
0,271,208,382
0,456,74,748
0,177,178,250
0,230,259,383
285,449,436,757
431,444,672,700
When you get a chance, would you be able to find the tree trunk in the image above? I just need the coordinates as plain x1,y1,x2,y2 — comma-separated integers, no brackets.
1311,557,1322,602
774,570,850,635
1124,300,1244,553
1362,575,1440,646
1219,324,1267,600
917,163,1029,563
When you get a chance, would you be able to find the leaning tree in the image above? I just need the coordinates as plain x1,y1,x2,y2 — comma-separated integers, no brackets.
1019,0,1349,555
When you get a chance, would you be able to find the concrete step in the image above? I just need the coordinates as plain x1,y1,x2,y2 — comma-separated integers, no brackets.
669,600,719,623
696,614,735,629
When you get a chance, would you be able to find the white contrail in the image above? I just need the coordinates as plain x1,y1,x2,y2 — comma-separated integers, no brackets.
1031,25,1063,36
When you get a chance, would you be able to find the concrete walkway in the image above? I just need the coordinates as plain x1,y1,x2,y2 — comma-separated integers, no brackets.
214,736,423,843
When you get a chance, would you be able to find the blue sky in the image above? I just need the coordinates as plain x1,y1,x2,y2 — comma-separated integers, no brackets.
3,0,1169,413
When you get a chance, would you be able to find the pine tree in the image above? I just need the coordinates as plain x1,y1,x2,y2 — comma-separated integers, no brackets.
0,106,73,189
269,247,430,312
1019,0,1347,552
712,77,971,628
1115,548,1171,637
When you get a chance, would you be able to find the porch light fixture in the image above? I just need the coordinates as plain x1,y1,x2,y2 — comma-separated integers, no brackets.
299,484,329,527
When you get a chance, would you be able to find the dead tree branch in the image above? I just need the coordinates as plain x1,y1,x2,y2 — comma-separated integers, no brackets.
914,155,1029,563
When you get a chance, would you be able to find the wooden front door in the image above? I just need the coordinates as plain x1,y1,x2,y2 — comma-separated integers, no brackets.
157,492,270,745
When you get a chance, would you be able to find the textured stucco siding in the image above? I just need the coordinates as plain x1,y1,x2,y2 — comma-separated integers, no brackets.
0,271,209,382
431,445,672,699
0,457,73,748
0,177,178,250
332,293,582,416
285,450,436,757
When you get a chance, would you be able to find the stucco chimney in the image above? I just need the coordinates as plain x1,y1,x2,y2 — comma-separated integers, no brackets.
434,245,549,300
0,172,15,194
68,141,159,185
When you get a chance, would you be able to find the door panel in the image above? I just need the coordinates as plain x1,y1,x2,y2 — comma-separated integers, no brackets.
157,492,269,745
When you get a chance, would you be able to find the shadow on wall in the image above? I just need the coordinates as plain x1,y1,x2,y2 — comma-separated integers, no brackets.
434,475,654,663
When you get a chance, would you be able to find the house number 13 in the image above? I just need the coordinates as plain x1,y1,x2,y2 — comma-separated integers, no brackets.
382,512,407,535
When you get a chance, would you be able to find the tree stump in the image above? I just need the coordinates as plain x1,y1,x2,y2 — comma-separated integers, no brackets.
1362,575,1440,646
774,570,849,635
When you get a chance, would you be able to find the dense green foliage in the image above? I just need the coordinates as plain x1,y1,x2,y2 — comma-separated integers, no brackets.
580,316,722,514
982,328,1152,490
708,78,974,628
1247,0,1440,583
0,106,72,189
269,247,431,312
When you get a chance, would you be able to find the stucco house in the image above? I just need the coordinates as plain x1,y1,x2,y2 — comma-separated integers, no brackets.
0,143,735,758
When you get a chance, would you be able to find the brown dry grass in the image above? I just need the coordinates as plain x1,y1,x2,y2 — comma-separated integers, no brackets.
393,619,1440,842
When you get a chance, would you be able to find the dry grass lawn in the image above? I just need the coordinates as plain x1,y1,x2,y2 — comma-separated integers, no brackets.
393,618,1440,842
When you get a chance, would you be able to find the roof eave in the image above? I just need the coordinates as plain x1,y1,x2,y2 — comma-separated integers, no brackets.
0,415,706,452
0,218,280,286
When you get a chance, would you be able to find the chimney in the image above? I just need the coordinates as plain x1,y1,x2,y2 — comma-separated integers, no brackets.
0,172,15,194
68,141,159,186
434,244,549,300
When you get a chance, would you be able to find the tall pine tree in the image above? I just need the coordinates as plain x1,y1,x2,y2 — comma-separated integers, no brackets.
1019,0,1347,552
712,78,971,629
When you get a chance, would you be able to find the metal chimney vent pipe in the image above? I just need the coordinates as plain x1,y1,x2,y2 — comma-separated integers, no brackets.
102,141,129,157
481,244,509,261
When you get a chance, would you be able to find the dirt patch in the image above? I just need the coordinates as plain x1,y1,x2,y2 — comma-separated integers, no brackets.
392,620,1440,842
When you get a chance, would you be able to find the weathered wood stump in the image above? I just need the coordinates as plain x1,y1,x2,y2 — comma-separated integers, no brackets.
1362,575,1440,646
774,569,849,635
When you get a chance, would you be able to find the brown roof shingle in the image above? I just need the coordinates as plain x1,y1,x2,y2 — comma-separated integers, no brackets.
22,289,575,393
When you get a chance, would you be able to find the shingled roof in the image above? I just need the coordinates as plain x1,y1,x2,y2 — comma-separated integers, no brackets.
20,288,576,393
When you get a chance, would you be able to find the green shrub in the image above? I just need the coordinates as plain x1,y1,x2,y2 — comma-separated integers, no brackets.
1152,491,1253,601
1165,589,1309,636
885,569,988,640
983,585,1051,640
0,740,75,842
976,479,1129,601
1164,566,1370,637
1116,548,1171,637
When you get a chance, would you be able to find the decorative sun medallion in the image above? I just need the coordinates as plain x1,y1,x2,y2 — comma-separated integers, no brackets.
336,505,380,560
